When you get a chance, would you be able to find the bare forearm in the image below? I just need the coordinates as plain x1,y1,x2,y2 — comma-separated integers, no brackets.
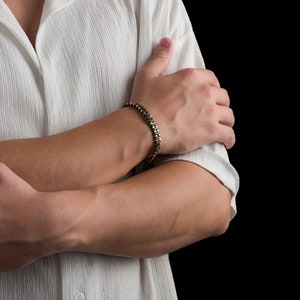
46,161,232,258
0,108,152,191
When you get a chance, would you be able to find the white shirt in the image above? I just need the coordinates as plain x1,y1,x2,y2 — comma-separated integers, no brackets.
0,0,240,299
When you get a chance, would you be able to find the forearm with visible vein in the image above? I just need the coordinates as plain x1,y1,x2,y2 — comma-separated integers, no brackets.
44,160,232,258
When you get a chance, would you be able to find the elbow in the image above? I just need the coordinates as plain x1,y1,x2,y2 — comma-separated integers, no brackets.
205,189,232,237
188,186,233,242
211,204,231,236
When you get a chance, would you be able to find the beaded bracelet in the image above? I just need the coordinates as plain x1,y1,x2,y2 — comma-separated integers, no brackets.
122,101,161,163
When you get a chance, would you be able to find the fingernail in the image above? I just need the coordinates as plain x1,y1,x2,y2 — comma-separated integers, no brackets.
158,38,171,49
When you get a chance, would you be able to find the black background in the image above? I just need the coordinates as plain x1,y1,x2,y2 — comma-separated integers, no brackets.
170,2,290,299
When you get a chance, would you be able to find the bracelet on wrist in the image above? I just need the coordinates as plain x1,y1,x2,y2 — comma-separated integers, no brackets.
122,101,161,163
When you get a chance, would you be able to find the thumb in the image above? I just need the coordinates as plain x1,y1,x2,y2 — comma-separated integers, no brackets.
142,37,173,78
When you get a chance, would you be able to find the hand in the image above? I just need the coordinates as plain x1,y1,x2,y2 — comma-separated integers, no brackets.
130,37,235,154
0,162,45,271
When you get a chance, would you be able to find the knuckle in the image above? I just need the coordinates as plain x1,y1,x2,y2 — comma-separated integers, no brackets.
206,121,218,135
206,69,219,86
180,68,197,81
205,102,217,116
201,84,214,98
204,69,215,78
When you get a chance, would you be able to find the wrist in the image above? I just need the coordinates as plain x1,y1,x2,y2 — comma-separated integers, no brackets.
122,101,161,163
118,106,154,162
39,190,82,257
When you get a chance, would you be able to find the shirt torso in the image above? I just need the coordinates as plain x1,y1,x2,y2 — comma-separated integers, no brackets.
0,0,190,298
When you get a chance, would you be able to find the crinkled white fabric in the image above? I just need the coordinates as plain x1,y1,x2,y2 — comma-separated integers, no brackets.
0,0,240,299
